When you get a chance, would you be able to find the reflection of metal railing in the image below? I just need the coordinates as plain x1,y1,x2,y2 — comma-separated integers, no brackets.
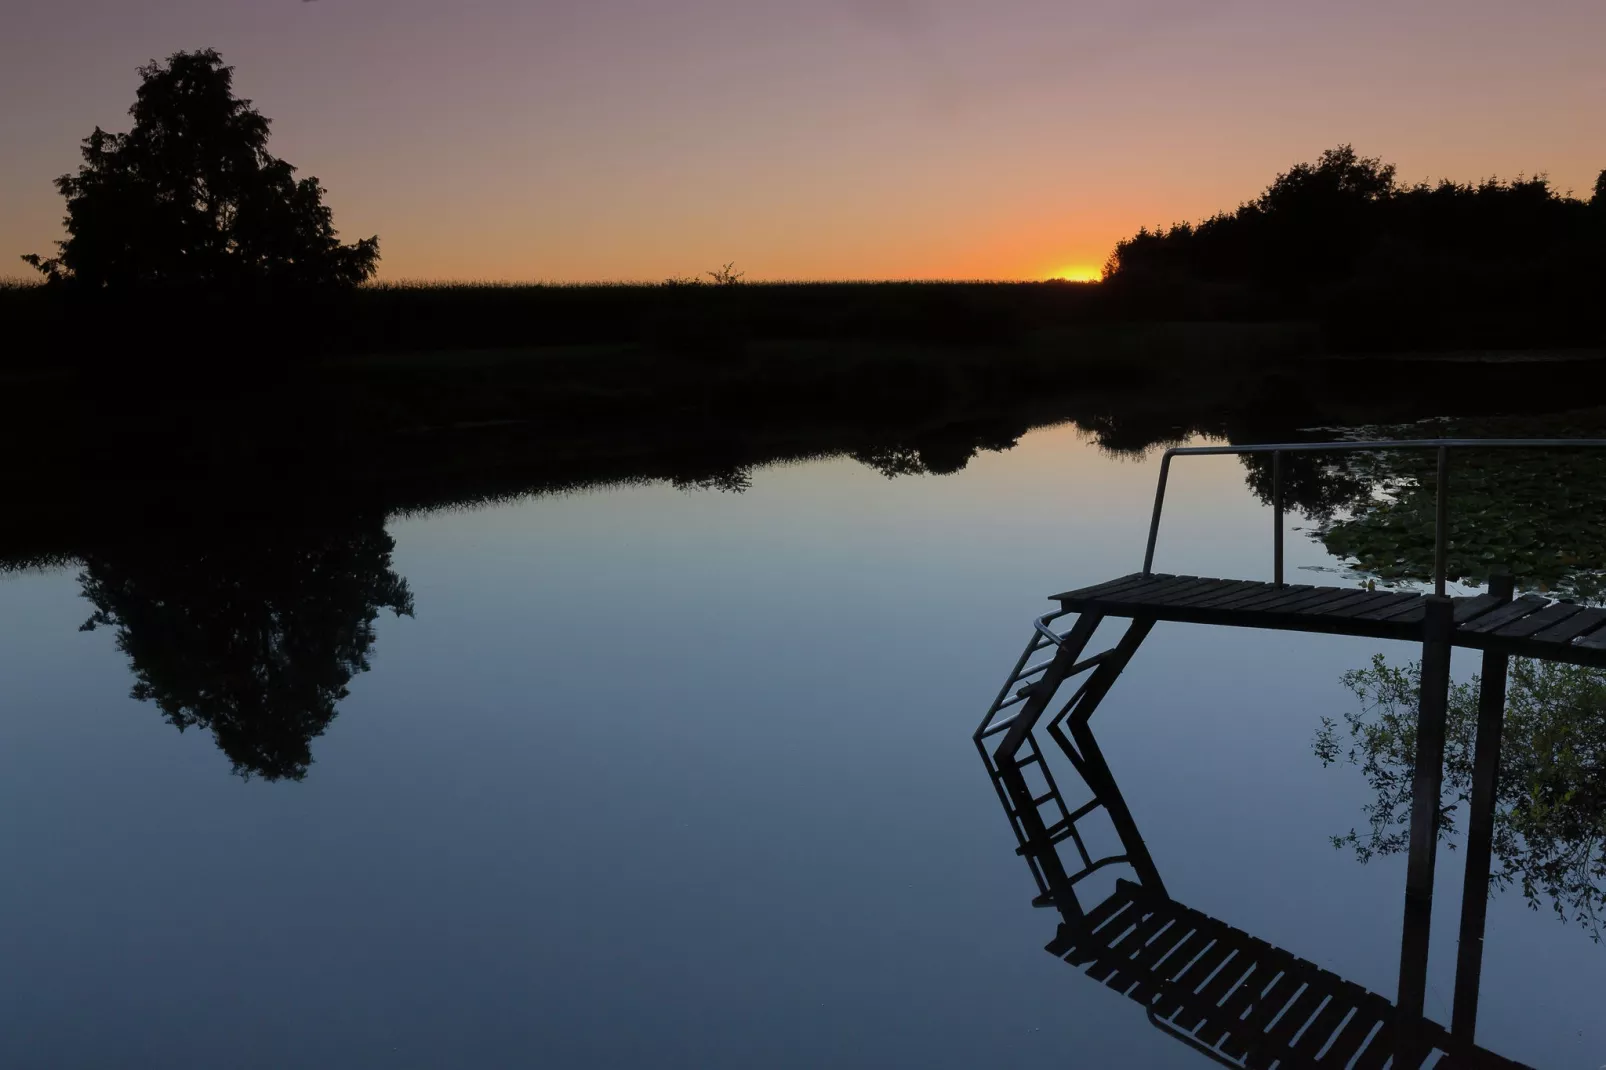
1141,438,1606,596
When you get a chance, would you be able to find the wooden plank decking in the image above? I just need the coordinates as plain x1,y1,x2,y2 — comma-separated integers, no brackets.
1048,880,1532,1069
1055,573,1606,667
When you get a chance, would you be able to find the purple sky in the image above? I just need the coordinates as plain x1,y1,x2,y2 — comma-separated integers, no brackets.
5,0,1604,281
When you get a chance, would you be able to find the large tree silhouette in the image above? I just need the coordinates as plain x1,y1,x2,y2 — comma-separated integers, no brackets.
23,49,378,290
1100,145,1604,345
79,520,413,780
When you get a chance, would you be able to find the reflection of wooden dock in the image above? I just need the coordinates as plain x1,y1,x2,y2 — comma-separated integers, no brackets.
1051,880,1528,1068
1058,573,1606,666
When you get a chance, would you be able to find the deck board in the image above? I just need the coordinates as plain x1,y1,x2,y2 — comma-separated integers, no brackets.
1328,591,1418,618
1054,573,1606,667
1458,595,1550,634
1200,583,1316,611
1532,606,1606,643
1494,601,1586,638
1451,592,1506,623
1168,579,1266,607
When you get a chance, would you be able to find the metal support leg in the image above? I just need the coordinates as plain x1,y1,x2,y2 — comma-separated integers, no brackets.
1397,595,1455,1044
999,615,1155,924
992,613,1102,765
1049,618,1164,896
1067,717,1166,898
1451,574,1513,1044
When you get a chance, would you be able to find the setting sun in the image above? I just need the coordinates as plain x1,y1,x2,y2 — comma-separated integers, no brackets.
1048,265,1103,282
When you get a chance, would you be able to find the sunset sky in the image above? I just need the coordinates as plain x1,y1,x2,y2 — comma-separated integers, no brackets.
4,0,1604,282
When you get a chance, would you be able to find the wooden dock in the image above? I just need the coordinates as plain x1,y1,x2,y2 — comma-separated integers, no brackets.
1056,572,1606,667
975,439,1606,1067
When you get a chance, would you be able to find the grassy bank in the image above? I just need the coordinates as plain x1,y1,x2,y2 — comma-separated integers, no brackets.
9,270,1600,374
2,279,1113,369
6,320,1606,572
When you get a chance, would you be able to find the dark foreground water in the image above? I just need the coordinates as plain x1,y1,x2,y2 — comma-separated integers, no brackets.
1,424,1602,1068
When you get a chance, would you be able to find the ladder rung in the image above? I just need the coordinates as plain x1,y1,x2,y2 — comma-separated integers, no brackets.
989,756,1044,787
1067,797,1102,822
1014,648,1109,688
1031,791,1057,807
994,690,1029,712
979,711,1021,739
1014,825,1075,856
1012,658,1055,683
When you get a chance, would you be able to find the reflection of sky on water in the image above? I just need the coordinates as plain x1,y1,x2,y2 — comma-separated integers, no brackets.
0,425,1600,1068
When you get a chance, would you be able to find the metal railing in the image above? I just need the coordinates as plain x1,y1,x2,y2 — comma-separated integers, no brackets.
1141,439,1606,597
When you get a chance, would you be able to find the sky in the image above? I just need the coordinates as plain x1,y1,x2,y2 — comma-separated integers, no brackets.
3,0,1604,282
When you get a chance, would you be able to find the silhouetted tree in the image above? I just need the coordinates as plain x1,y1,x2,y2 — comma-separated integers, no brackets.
1104,145,1399,295
23,49,378,291
78,520,413,780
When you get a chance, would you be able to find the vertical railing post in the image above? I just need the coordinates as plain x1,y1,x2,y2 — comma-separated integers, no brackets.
1434,446,1450,597
1272,449,1285,586
1142,451,1174,577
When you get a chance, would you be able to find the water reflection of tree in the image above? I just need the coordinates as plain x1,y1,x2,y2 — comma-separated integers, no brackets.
852,418,1026,478
1316,655,1606,936
78,520,414,781
671,466,754,493
1241,413,1606,603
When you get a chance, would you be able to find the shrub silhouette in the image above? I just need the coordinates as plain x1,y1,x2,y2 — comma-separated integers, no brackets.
22,49,378,291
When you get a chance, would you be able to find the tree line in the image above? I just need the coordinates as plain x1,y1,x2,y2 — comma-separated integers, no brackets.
14,51,1606,355
1102,146,1606,345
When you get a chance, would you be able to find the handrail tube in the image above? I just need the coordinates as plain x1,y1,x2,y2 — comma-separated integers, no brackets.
1152,438,1606,456
1434,446,1449,596
1031,611,1073,646
1143,438,1606,590
1065,854,1133,885
1272,449,1284,587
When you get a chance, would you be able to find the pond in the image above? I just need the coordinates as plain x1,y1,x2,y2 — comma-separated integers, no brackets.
1,410,1603,1068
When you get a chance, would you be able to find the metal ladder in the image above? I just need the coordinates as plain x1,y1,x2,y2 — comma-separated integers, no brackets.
974,607,1164,919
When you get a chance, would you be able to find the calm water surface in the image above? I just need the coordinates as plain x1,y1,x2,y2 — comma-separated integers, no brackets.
1,424,1601,1068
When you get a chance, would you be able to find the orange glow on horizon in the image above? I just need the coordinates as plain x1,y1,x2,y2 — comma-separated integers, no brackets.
6,5,1602,286
1047,265,1103,283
